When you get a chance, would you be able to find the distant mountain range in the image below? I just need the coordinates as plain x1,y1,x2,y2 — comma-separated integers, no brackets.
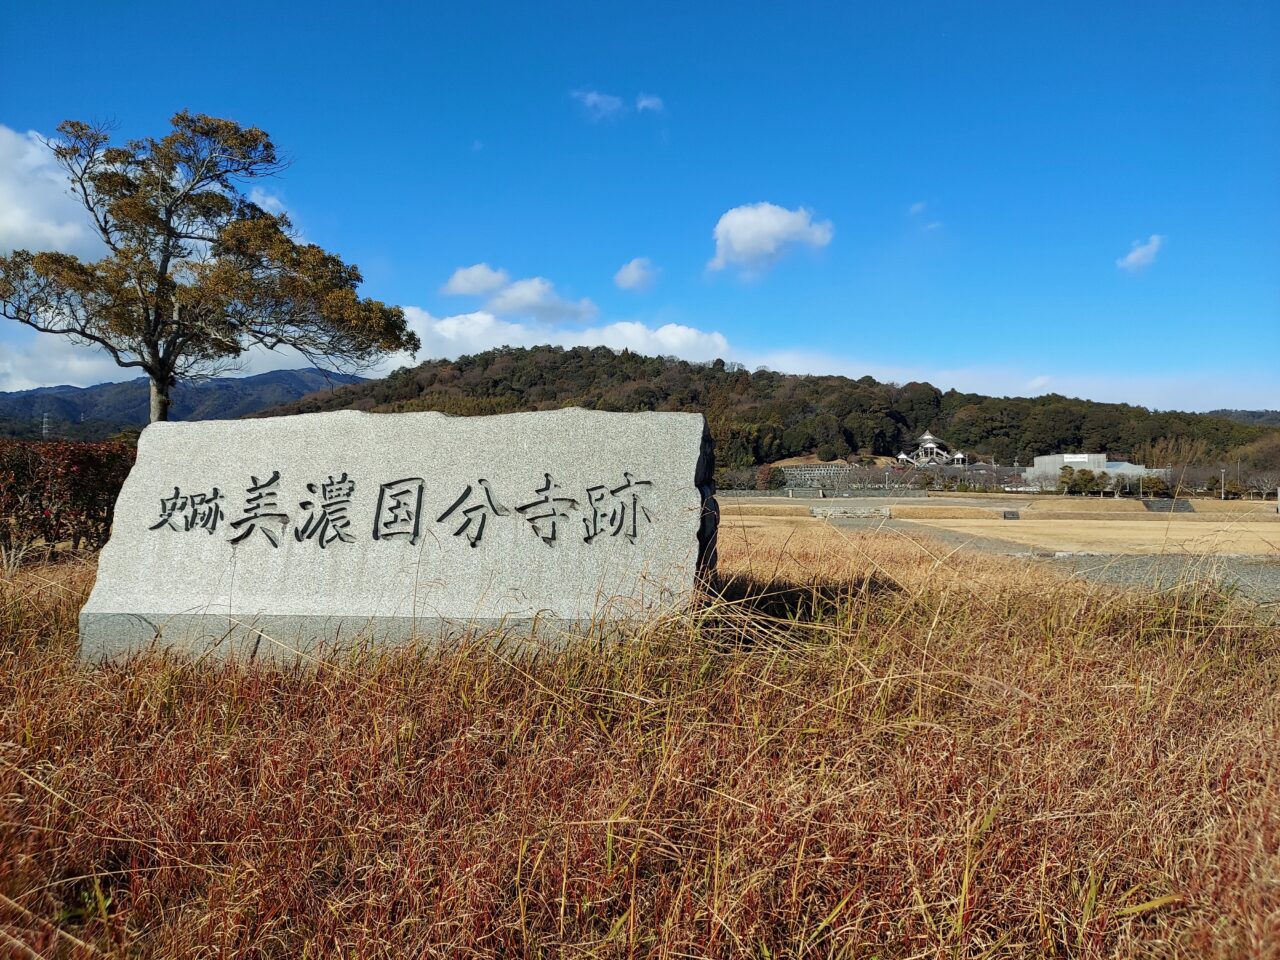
0,369,366,440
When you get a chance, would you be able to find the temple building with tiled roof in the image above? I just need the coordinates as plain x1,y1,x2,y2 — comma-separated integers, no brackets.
896,431,967,467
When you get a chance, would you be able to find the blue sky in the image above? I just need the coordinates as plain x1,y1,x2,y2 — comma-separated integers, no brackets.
1,2,1277,409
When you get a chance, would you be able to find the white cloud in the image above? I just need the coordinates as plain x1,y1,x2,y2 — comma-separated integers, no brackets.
0,327,358,393
0,332,126,392
248,187,287,216
908,201,926,216
614,256,659,292
1116,234,1165,272
707,202,834,275
441,265,596,321
582,320,725,358
0,124,102,258
635,94,664,113
441,263,511,295
485,277,597,322
571,89,626,121
372,308,728,373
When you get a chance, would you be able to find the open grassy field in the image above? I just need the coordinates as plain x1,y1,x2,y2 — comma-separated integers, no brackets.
717,501,815,519
1,514,1277,957
1185,499,1280,517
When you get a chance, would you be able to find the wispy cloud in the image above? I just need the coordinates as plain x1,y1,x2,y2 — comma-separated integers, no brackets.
571,89,626,121
1116,234,1166,272
908,202,942,231
571,89,664,122
614,256,659,292
707,202,833,276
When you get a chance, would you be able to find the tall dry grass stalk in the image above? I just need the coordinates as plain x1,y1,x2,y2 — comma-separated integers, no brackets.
0,519,1277,958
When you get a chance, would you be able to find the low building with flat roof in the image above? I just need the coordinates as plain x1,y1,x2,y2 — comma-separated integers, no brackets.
1024,452,1166,489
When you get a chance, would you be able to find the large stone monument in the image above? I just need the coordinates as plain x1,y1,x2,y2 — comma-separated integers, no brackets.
80,409,717,659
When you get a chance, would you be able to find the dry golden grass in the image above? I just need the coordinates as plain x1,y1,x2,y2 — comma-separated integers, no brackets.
890,506,999,520
1019,498,1149,515
1185,499,1279,517
718,501,815,518
1,523,1278,957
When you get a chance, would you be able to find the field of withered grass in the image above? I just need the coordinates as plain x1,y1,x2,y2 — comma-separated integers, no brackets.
1,517,1277,958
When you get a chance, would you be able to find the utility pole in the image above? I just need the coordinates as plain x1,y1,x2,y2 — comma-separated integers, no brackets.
1220,468,1227,500
41,411,48,440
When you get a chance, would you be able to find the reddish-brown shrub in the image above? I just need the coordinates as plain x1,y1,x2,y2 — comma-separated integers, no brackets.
0,439,134,552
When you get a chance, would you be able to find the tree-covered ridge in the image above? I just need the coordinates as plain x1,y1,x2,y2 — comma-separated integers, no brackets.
1209,409,1280,428
261,345,1275,469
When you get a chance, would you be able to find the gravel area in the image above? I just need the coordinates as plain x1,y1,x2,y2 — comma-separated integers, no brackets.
1042,554,1280,605
827,516,1280,605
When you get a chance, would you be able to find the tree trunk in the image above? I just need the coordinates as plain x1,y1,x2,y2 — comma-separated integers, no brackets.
149,377,171,422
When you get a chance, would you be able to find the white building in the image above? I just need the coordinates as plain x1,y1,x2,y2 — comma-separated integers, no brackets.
1023,452,1166,488
897,431,967,468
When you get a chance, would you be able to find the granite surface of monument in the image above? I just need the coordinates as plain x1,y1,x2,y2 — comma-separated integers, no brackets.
80,408,717,659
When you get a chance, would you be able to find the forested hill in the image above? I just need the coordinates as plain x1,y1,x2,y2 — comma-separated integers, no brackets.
260,345,1275,469
1209,409,1280,428
0,369,366,440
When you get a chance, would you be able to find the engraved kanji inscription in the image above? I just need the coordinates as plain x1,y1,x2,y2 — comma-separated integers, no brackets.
583,472,655,544
228,471,288,547
149,486,225,534
374,477,425,544
437,480,508,548
515,473,579,546
294,473,356,548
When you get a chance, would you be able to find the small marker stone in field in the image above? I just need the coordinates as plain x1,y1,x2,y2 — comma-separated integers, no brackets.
80,409,717,659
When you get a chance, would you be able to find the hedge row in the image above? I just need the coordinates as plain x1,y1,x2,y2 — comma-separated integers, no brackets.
0,440,135,553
